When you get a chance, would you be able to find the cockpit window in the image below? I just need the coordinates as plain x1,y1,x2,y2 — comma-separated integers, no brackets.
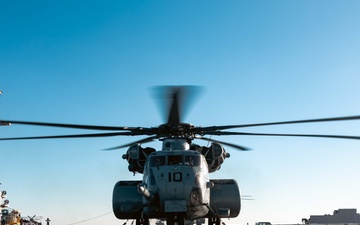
149,156,165,166
168,155,183,165
185,155,200,166
151,155,201,166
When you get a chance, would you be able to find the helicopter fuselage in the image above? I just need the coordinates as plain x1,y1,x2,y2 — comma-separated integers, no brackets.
113,139,241,225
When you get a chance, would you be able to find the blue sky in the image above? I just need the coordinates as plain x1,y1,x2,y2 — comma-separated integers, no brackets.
1,1,360,225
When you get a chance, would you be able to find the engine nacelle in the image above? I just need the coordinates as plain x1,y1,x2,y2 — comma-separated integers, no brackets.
208,179,241,218
203,143,230,173
112,180,143,219
122,144,156,173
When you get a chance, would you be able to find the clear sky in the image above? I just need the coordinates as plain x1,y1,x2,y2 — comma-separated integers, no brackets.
1,1,360,225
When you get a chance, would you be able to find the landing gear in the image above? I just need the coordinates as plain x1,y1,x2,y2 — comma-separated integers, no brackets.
166,213,185,225
208,217,221,225
136,218,149,225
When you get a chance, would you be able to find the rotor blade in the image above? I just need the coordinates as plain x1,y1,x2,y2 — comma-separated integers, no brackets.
1,120,153,132
241,194,255,200
103,135,158,150
197,115,360,132
154,86,202,125
0,131,140,141
167,87,182,125
195,136,250,151
205,131,360,140
241,197,255,200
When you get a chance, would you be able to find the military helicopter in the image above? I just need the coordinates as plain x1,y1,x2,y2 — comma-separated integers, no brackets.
1,86,360,225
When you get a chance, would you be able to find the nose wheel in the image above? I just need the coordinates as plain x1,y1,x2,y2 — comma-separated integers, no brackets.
166,213,185,225
136,218,149,225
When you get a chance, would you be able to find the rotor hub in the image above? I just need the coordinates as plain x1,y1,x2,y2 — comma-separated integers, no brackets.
157,123,195,138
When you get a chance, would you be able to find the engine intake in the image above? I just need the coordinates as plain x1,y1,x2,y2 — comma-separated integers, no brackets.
122,144,156,173
198,143,230,173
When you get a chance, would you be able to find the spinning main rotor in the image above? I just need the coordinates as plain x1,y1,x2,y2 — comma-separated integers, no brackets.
1,86,360,150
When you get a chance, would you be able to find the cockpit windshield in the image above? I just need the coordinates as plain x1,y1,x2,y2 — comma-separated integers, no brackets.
168,155,183,165
149,154,201,167
185,155,200,166
149,156,165,166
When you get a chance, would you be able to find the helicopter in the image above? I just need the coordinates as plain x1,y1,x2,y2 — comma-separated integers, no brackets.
1,86,360,225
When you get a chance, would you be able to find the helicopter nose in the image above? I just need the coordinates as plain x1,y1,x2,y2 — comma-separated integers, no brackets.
166,172,184,195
